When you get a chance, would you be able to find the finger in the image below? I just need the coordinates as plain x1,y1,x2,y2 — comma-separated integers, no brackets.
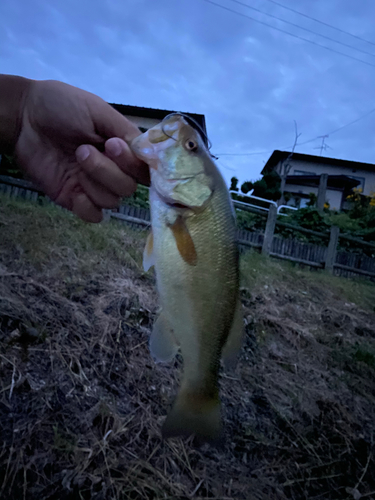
53,172,81,211
78,171,121,209
105,137,150,186
71,191,103,223
76,144,137,197
91,99,142,143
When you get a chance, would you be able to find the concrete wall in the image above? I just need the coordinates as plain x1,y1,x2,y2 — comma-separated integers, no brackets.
276,159,375,196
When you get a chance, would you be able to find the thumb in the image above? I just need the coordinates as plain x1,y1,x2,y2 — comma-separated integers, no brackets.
90,99,142,144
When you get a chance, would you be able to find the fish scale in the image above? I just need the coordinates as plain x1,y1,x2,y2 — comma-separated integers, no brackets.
131,114,243,443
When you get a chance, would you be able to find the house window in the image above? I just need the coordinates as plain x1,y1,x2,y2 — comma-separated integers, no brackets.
294,170,317,176
348,175,365,191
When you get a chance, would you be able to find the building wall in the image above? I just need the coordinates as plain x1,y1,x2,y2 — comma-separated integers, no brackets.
284,183,343,210
123,115,161,130
276,159,375,196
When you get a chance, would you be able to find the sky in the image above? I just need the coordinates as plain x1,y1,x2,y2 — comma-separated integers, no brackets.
1,0,375,186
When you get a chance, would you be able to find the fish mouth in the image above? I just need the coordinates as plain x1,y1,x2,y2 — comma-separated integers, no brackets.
131,128,178,167
165,201,190,209
131,134,159,168
148,129,173,144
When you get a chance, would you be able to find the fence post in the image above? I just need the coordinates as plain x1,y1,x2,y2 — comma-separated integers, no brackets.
262,205,277,256
317,174,328,212
102,209,112,223
325,225,339,273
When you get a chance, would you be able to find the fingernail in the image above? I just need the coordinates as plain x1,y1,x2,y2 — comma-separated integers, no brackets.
76,145,90,163
106,139,122,157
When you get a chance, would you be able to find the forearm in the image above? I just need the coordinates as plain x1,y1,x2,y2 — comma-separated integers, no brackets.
0,75,31,154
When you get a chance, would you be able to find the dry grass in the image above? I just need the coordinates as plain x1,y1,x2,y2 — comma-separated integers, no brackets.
1,194,375,499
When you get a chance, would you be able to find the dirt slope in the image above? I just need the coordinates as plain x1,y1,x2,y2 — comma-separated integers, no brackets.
1,196,375,500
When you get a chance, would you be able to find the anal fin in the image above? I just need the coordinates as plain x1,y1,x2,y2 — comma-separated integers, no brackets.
143,230,155,272
222,298,244,370
150,312,179,363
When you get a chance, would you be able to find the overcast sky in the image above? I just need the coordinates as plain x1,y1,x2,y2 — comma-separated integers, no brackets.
1,0,375,186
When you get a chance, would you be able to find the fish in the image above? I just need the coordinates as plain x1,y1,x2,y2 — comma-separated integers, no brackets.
130,114,243,443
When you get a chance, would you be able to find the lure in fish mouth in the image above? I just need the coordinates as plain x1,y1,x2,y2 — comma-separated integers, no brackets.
130,114,243,444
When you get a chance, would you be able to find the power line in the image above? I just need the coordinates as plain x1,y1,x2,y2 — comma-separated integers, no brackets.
298,107,375,146
217,159,236,172
214,107,375,156
261,0,375,48
216,150,274,156
204,0,375,157
203,0,375,69
323,107,375,136
227,0,375,58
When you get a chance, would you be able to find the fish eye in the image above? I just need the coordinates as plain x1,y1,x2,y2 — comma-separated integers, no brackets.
185,139,198,152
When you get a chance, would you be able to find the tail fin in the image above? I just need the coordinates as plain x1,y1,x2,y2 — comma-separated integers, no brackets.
162,388,223,444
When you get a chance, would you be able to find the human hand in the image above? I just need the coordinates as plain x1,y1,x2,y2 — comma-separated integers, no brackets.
13,79,149,222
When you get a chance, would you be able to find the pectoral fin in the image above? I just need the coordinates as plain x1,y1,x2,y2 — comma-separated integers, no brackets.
222,298,244,370
169,216,197,266
143,231,155,272
150,312,179,363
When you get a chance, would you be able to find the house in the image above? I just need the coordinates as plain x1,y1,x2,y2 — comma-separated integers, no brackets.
0,105,207,178
262,150,375,211
282,173,360,210
110,104,207,144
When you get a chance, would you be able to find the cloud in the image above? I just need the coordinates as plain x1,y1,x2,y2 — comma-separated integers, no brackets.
1,0,375,185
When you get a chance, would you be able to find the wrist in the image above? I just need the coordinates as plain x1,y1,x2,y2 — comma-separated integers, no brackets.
0,75,32,154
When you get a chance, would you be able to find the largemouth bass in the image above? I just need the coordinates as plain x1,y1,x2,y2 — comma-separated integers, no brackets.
131,114,243,442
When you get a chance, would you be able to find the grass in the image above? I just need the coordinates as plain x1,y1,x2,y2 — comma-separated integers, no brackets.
0,196,146,276
240,249,375,311
1,194,375,500
353,345,375,368
2,194,373,309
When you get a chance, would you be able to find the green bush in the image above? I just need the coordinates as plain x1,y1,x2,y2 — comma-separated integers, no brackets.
124,184,150,209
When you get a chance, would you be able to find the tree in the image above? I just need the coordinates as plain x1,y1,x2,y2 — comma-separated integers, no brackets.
230,177,239,192
278,120,301,205
279,190,375,253
125,184,150,209
240,170,281,201
306,193,317,207
0,154,23,178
